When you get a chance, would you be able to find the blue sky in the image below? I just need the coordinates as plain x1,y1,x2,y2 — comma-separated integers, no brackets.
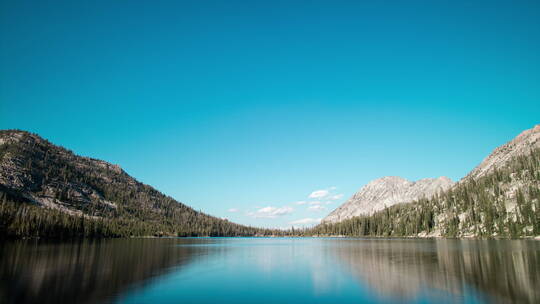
1,0,539,228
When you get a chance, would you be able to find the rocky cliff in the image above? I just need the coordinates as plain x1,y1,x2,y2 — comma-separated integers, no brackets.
323,176,454,223
463,124,540,181
324,124,540,224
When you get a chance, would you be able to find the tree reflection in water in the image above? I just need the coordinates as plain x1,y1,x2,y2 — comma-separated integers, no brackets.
330,239,540,304
0,238,206,304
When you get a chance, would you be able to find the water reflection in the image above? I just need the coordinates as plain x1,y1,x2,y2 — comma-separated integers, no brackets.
0,238,204,304
330,239,540,303
0,238,538,304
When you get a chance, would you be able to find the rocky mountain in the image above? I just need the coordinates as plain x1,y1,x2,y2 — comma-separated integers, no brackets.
314,124,540,238
314,146,540,238
323,176,454,223
323,124,540,225
0,130,277,238
463,124,540,181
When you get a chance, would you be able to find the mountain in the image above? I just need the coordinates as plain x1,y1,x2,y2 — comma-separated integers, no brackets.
0,130,278,238
323,125,540,225
323,176,454,223
464,124,540,181
313,125,540,238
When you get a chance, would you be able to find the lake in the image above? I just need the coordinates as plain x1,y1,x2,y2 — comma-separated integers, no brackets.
0,238,538,304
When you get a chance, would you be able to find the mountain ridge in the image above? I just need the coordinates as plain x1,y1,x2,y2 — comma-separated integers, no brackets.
323,124,540,225
463,124,540,181
312,146,539,238
323,176,454,223
315,124,540,237
0,129,279,238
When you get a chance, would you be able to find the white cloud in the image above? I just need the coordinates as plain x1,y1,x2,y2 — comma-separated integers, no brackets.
308,205,326,211
308,186,341,199
328,194,344,200
290,218,321,225
309,189,329,199
248,206,294,218
228,208,239,212
295,201,308,205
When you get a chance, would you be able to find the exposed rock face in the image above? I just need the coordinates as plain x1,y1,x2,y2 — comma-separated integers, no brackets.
0,130,125,216
323,124,540,225
0,130,240,232
463,124,540,181
323,176,454,223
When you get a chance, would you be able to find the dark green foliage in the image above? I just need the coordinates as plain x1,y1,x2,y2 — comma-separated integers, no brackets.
0,194,121,238
0,194,283,239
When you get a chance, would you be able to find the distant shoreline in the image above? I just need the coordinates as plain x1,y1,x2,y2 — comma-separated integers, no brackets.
4,235,539,241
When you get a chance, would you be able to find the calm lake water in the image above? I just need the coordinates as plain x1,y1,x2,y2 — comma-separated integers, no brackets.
0,238,538,304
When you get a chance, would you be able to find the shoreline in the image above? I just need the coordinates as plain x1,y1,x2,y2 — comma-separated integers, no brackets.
4,235,539,241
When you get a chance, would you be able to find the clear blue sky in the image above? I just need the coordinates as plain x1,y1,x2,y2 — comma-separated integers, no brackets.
1,0,539,228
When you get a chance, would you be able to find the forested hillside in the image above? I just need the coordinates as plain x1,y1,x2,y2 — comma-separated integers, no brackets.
308,148,540,238
0,130,281,238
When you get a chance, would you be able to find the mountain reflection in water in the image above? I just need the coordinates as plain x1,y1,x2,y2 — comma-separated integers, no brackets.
0,238,205,304
329,239,540,303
